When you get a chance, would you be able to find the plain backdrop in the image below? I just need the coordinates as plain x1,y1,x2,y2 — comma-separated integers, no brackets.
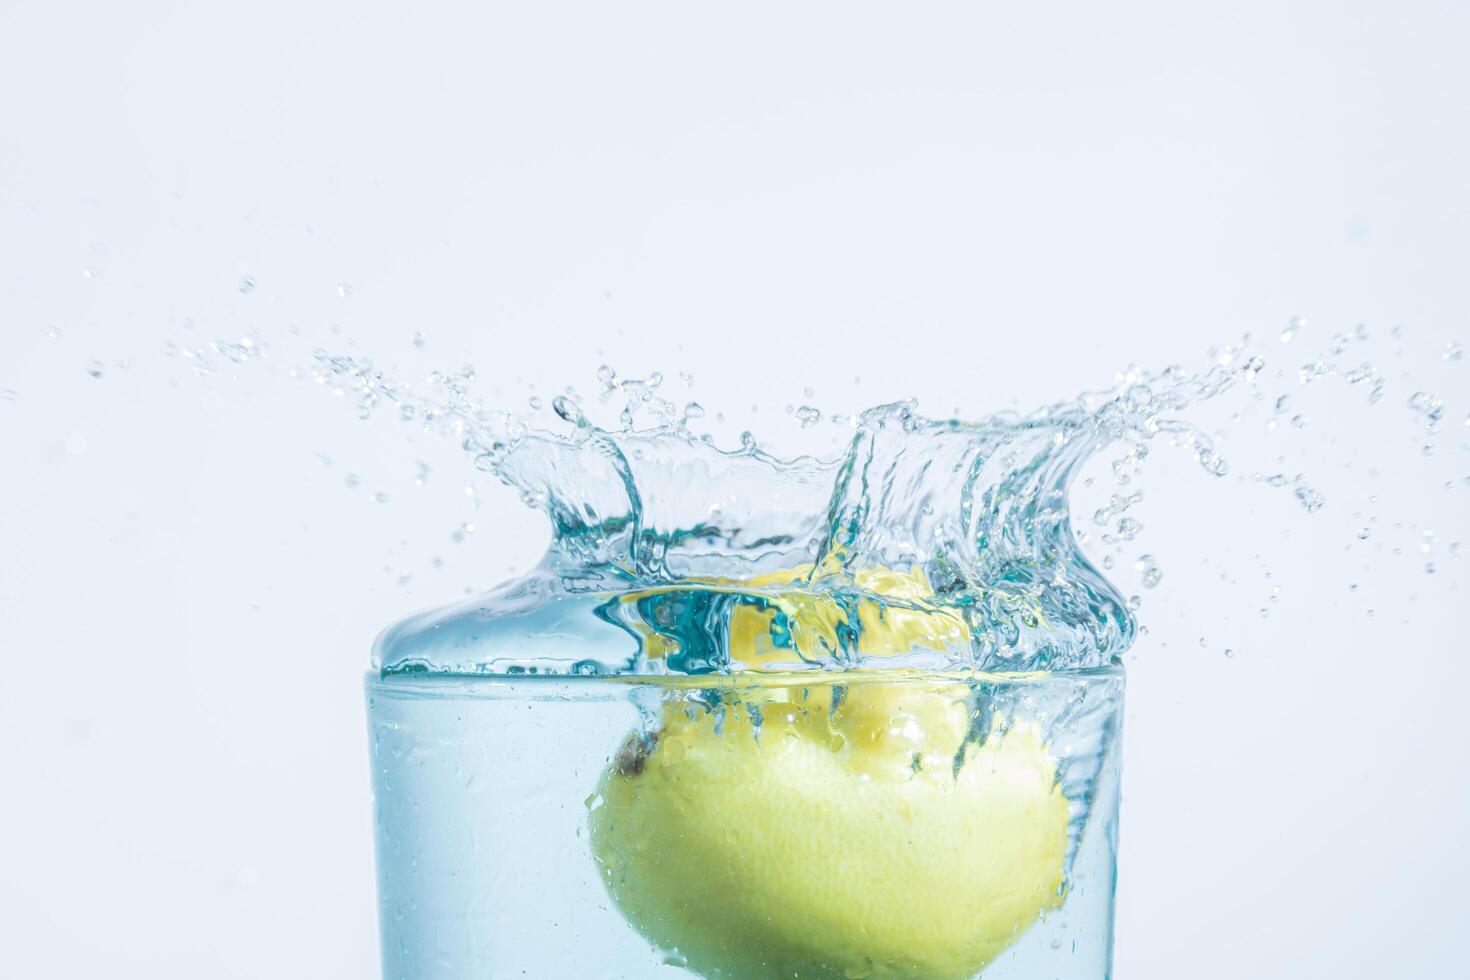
2,2,1469,978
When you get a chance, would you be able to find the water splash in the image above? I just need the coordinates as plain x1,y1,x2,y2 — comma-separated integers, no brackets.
310,350,1276,677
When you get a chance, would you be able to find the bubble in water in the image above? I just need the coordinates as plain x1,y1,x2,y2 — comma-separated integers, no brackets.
1135,554,1163,588
237,275,256,294
1281,315,1304,343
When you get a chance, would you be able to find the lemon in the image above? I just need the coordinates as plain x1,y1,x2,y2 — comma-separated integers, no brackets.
589,572,1069,979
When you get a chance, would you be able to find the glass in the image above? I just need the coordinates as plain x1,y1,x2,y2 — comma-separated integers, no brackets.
366,665,1124,979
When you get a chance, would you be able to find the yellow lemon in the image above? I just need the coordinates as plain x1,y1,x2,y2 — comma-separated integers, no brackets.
588,572,1070,979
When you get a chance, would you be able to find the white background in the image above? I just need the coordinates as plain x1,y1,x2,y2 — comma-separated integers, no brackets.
3,2,1469,977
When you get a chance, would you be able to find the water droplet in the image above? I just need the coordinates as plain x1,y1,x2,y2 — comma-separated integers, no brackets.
739,431,757,451
1426,562,1436,575
1357,527,1371,540
336,282,353,299
344,473,360,489
46,325,63,339
412,331,427,350
415,461,430,485
1224,648,1235,658
1444,341,1463,362
1290,413,1309,429
803,386,816,398
1135,554,1162,588
86,360,105,379
795,405,822,428
1293,478,1325,513
528,395,544,410
1281,315,1304,343
1126,595,1142,610
1116,516,1143,540
1408,391,1444,427
684,401,705,420
552,395,583,424
237,275,256,294
0,389,16,402
372,491,389,504
1274,394,1292,413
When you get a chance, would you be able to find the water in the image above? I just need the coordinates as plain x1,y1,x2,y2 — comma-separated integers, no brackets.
349,355,1266,978
368,670,1123,980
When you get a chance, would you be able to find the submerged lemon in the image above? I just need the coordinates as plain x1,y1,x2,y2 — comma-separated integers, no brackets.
589,573,1069,979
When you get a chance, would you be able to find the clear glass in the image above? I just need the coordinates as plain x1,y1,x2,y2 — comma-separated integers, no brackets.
367,667,1124,979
